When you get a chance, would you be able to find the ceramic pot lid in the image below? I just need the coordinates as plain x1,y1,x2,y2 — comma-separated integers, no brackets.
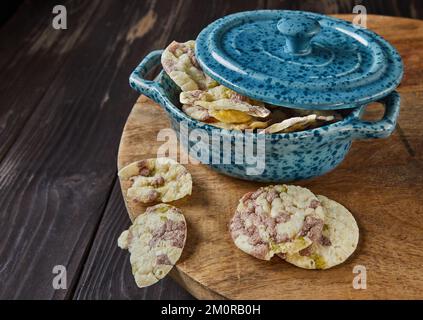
195,10,403,110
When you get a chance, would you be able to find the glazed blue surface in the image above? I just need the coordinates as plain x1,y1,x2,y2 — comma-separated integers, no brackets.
195,10,403,110
129,50,401,182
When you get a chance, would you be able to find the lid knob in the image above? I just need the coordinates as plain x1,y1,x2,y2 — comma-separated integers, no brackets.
277,14,321,55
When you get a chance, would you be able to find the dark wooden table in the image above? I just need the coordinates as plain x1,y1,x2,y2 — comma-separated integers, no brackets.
1,0,422,300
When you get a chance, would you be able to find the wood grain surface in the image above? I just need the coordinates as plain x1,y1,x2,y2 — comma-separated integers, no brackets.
0,0,422,300
116,15,423,299
0,0,150,299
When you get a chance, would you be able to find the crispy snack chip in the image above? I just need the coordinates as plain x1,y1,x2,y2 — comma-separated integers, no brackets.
161,40,218,91
118,204,187,288
265,114,335,134
180,86,270,119
209,109,252,124
182,104,213,122
292,109,343,119
279,195,359,270
212,120,268,131
229,185,327,260
118,158,192,204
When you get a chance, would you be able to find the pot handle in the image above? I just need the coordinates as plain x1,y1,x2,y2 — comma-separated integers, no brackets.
348,91,401,140
129,50,167,104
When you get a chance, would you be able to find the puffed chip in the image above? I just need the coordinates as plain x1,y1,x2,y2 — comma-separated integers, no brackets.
211,120,268,131
118,204,187,288
182,104,213,122
265,114,335,134
209,109,252,124
279,195,359,270
118,158,192,204
180,86,270,119
161,40,218,91
292,109,343,120
182,103,256,126
179,89,209,104
229,185,327,260
195,99,270,118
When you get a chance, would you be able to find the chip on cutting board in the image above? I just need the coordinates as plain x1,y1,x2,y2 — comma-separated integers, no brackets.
118,158,192,204
118,204,187,288
279,195,359,269
229,185,327,260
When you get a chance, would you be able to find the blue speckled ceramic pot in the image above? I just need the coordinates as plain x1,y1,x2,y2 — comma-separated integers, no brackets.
129,11,402,182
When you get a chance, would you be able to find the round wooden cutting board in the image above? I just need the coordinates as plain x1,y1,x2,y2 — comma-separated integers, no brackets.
118,15,423,299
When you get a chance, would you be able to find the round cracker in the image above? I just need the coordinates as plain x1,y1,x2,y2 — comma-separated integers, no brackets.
117,204,187,288
229,185,326,260
282,195,359,270
161,40,217,91
118,157,192,204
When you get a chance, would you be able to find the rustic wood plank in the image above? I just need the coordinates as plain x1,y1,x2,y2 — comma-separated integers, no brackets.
0,1,23,26
114,15,423,299
0,1,53,70
0,0,174,299
0,0,102,163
